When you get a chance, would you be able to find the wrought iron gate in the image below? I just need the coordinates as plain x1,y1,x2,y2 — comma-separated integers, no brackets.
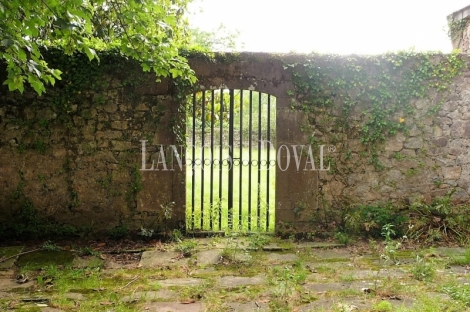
186,89,276,232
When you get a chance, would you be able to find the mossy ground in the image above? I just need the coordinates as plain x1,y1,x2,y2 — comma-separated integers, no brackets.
0,237,469,311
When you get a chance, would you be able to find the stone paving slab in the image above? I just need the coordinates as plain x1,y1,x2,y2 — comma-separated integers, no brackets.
121,290,176,302
16,251,74,269
218,275,266,288
194,238,229,249
265,253,299,263
0,278,35,291
448,265,470,274
157,278,203,287
194,267,216,275
0,246,24,270
196,250,221,266
140,251,189,268
72,256,104,268
0,269,14,278
262,243,288,251
305,261,350,270
435,247,466,257
141,302,204,311
349,268,407,279
296,242,345,249
310,249,352,260
232,252,252,262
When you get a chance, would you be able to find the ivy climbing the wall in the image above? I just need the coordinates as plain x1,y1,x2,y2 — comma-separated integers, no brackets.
286,50,465,170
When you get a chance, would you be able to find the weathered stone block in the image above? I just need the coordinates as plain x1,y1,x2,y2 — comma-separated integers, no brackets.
451,120,470,138
432,137,448,147
404,137,423,149
111,140,132,151
443,166,462,180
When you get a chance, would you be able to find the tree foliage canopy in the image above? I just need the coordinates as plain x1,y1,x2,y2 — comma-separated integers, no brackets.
187,24,243,52
0,0,196,95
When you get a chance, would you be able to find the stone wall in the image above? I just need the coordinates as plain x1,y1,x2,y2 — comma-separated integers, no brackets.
1,51,470,236
0,52,185,236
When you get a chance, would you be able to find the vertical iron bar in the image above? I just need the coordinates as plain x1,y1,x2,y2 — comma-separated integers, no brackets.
228,89,234,230
239,90,243,230
248,91,253,231
191,92,196,230
219,89,224,230
210,90,215,230
200,91,205,230
266,95,271,231
257,92,262,229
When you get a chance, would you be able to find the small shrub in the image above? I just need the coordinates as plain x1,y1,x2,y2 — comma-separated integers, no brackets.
139,227,154,238
345,203,407,238
109,225,128,240
334,232,351,245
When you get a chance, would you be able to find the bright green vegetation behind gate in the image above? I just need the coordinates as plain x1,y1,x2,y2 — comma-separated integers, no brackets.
186,146,276,232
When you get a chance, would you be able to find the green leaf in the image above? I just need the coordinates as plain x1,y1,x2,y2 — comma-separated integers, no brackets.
83,46,99,62
142,63,151,72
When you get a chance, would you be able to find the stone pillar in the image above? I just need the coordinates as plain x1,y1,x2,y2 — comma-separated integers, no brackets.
275,97,318,235
448,5,470,53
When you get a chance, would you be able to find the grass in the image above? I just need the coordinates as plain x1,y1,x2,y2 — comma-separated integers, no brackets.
186,146,276,232
450,249,470,265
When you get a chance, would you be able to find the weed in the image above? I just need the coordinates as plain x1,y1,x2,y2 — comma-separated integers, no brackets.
369,239,379,253
171,229,184,243
271,264,307,299
220,233,249,262
380,224,401,265
161,201,175,219
247,233,270,250
334,232,351,245
405,168,419,177
392,152,405,160
42,241,61,251
410,255,435,281
381,224,395,242
175,240,197,257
